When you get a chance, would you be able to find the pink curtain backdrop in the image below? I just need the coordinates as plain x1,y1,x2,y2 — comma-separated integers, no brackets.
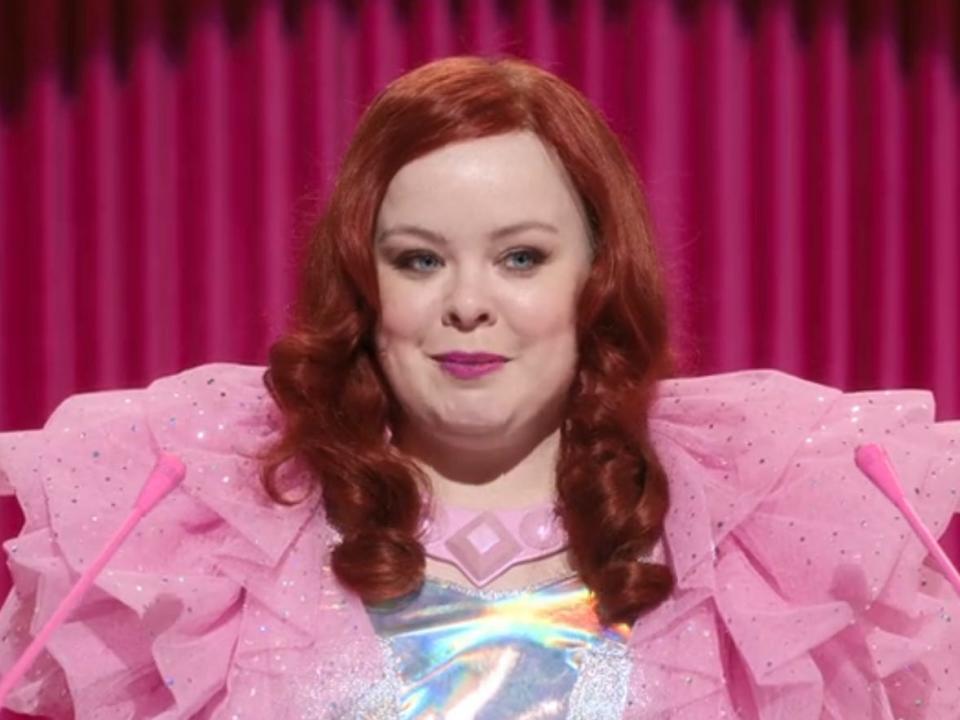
0,0,958,673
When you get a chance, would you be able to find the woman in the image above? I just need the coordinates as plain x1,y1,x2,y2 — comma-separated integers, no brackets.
1,55,958,719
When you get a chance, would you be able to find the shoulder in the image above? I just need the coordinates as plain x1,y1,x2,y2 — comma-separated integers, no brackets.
0,363,383,718
3,362,321,557
43,361,275,437
650,367,842,450
622,368,960,717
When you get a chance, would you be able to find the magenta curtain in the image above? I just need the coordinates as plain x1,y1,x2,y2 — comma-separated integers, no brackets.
0,0,958,639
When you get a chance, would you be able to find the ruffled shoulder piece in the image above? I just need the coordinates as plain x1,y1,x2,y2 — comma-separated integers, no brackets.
623,368,960,718
0,363,386,719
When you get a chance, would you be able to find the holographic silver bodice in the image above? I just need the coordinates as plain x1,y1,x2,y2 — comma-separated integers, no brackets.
365,575,633,719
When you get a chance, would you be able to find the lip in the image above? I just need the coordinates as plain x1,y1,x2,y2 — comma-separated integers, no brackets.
436,358,506,380
431,351,509,364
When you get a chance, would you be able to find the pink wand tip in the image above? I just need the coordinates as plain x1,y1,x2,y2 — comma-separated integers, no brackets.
134,453,186,513
854,444,905,508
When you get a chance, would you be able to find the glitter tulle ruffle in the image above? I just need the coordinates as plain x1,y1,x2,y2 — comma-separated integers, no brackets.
0,363,958,718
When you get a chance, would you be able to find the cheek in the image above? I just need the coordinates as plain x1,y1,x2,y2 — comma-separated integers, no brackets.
507,280,580,339
504,277,583,389
376,276,436,342
378,304,420,342
375,308,423,394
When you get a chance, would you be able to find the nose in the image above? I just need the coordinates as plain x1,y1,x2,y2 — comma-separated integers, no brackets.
441,268,495,330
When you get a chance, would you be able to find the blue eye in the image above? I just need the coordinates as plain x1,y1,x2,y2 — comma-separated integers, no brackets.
503,248,544,271
393,248,546,274
396,252,442,272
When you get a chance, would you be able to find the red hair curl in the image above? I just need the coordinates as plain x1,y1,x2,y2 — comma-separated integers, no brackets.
261,55,676,625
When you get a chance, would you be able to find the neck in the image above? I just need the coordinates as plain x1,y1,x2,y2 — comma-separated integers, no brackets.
392,423,561,511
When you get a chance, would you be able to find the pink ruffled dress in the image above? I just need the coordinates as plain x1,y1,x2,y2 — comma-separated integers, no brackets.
0,363,958,719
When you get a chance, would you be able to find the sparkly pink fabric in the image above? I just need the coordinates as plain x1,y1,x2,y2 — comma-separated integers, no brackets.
0,363,958,719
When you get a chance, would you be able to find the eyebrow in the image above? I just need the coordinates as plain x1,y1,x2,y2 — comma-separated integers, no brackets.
376,220,559,245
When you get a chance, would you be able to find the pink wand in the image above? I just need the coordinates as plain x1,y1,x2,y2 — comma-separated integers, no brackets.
854,443,960,599
0,453,186,708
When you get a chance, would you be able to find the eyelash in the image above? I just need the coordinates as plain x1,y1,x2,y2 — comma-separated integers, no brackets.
393,248,547,274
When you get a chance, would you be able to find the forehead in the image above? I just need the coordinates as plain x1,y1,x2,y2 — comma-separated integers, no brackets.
375,131,586,232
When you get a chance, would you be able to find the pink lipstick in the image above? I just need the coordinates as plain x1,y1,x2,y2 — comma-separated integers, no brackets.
432,351,509,380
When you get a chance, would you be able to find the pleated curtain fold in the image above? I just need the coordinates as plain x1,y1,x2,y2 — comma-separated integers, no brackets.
0,0,958,556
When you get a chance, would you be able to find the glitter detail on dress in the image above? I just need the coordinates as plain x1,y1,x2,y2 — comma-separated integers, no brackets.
1,364,959,718
567,636,632,720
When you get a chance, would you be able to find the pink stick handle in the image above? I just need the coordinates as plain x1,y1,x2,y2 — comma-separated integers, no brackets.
854,444,960,599
0,454,185,708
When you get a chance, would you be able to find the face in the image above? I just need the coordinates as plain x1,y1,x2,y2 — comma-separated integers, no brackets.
373,131,594,449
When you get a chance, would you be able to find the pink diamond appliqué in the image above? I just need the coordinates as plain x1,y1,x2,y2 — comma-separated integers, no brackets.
470,523,504,553
444,512,522,585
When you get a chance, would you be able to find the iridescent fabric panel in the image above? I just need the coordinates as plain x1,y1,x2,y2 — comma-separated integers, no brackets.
366,576,631,719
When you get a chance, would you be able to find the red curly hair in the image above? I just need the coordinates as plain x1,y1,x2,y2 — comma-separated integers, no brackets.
261,55,676,625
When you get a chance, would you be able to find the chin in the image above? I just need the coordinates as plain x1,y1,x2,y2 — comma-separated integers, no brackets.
434,417,513,442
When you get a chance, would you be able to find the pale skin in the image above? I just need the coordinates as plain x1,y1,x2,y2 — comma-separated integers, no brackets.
373,130,594,590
